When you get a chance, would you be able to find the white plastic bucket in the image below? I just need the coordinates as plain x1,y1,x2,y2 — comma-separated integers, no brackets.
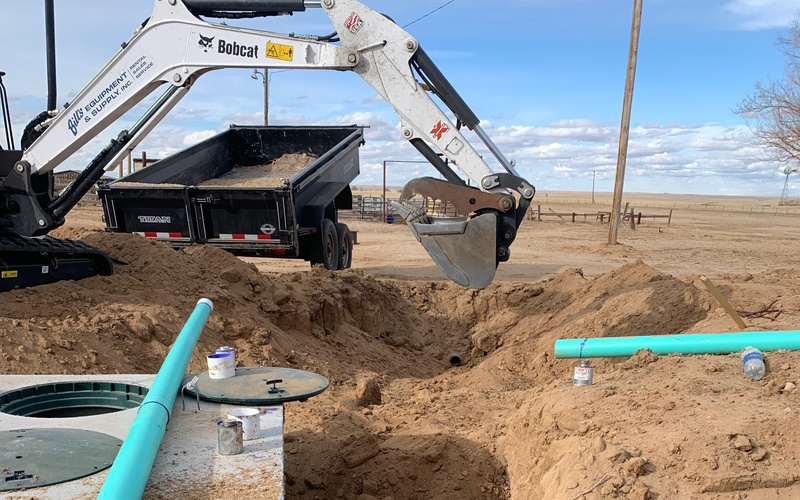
215,346,235,368
207,352,235,379
228,407,261,440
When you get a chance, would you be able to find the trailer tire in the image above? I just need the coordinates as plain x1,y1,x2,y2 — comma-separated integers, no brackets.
309,219,339,270
336,222,353,270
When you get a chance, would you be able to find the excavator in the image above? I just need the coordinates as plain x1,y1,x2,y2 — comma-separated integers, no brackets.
0,0,535,291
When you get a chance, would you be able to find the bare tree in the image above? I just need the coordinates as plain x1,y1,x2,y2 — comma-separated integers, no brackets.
736,17,800,169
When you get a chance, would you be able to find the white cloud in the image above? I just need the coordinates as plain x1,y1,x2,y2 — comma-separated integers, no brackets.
348,118,784,196
724,0,798,29
182,130,217,146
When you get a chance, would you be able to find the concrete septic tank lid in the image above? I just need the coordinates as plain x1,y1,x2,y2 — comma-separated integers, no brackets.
0,428,122,491
0,381,148,418
0,375,286,498
182,366,329,405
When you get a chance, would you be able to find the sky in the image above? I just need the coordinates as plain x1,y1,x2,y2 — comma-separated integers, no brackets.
0,0,798,197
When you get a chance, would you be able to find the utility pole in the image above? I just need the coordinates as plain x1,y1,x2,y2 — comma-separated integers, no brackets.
251,69,268,126
263,69,268,126
592,170,596,204
608,0,643,245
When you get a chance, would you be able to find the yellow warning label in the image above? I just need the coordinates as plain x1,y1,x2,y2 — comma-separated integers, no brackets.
1,270,18,278
266,42,294,62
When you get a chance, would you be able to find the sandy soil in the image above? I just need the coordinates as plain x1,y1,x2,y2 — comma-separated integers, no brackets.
198,152,317,188
1,193,799,499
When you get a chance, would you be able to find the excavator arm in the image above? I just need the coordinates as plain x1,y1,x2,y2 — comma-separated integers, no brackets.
2,0,534,289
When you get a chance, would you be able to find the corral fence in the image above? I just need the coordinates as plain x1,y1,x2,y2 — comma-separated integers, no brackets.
533,207,672,226
343,194,800,227
343,195,458,222
343,196,672,227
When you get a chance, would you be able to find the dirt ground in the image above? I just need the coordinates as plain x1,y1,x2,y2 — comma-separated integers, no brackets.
1,194,799,500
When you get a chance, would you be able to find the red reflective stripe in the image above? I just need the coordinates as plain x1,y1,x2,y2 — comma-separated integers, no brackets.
218,233,273,240
168,232,182,238
144,232,157,238
271,249,286,255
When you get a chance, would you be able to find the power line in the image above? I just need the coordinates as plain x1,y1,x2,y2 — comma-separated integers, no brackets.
403,0,456,29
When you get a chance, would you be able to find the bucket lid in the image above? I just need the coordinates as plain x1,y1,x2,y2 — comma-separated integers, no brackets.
182,366,329,405
208,352,232,360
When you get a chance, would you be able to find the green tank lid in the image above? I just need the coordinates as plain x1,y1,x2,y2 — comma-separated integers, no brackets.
181,366,329,405
0,428,122,491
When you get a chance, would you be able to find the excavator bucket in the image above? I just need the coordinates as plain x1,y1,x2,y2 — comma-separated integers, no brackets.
392,201,498,289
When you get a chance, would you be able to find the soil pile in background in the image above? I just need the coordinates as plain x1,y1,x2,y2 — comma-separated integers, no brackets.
1,230,799,499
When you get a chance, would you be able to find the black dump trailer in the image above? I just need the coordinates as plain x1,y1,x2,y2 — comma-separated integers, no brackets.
99,125,363,270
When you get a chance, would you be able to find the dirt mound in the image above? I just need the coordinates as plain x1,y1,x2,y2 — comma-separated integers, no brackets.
2,231,799,499
0,231,470,379
500,346,800,499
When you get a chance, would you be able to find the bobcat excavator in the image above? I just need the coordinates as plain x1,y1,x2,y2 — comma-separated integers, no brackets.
0,0,535,291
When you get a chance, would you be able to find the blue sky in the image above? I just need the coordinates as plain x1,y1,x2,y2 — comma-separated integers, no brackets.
1,0,798,196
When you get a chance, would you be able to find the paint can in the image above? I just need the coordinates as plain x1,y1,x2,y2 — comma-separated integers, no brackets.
573,359,594,386
207,352,235,379
228,407,261,440
216,346,236,367
217,418,243,455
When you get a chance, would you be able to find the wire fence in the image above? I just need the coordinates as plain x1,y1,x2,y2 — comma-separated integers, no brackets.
537,197,800,217
342,194,800,225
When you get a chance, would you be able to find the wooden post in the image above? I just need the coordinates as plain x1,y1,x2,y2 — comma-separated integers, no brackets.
141,151,147,172
629,206,636,230
700,276,748,329
608,0,643,245
537,205,541,222
637,212,642,225
126,151,132,175
118,161,123,178
572,212,576,223
667,209,672,226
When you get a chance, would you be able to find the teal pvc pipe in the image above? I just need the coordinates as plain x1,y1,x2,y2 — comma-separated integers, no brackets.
97,298,214,500
554,330,800,358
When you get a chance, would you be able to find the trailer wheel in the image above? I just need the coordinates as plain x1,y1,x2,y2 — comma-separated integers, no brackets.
309,219,339,270
336,222,353,270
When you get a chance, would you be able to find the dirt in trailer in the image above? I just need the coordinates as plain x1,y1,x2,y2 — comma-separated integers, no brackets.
198,152,318,188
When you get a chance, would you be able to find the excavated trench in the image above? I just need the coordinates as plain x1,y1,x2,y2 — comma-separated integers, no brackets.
2,231,800,498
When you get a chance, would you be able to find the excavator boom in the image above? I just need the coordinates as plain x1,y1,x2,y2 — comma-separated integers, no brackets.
0,0,534,290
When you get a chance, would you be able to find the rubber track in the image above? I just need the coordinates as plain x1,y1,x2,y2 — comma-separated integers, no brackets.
0,234,113,287
1,235,109,260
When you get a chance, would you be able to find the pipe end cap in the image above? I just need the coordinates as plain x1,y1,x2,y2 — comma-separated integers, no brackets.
198,298,214,312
